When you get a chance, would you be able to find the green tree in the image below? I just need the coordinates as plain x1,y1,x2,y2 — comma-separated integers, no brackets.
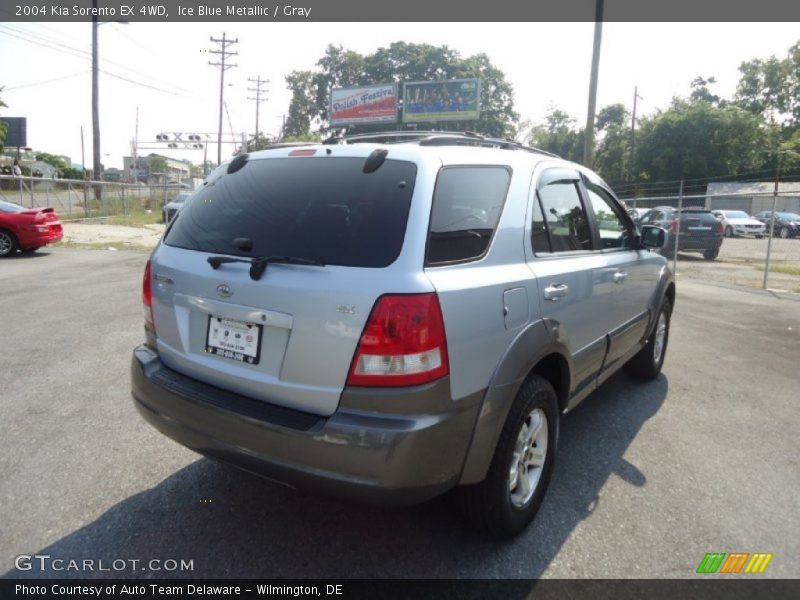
284,70,317,139
594,104,631,185
286,42,518,137
147,156,168,174
527,108,584,162
689,76,721,105
735,41,800,126
246,132,274,152
34,152,68,176
634,99,770,185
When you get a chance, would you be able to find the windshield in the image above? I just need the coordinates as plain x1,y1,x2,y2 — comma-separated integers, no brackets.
723,211,750,219
164,156,417,268
778,213,800,220
0,200,25,213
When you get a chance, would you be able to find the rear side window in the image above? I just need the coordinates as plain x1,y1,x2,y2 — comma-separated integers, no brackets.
426,166,511,265
164,157,417,268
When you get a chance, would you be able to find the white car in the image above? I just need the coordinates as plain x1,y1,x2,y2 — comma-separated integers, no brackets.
711,210,765,238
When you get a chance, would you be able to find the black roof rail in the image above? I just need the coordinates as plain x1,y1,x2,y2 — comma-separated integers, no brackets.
322,130,560,158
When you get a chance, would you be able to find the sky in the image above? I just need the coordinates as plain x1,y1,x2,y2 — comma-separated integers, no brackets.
1,22,798,170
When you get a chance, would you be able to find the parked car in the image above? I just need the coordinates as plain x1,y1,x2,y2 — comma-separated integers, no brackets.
131,133,674,537
162,192,193,223
751,211,800,239
0,200,63,257
627,206,650,223
710,210,765,238
638,206,724,260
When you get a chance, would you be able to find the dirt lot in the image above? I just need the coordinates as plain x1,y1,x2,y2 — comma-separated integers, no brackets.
61,222,165,250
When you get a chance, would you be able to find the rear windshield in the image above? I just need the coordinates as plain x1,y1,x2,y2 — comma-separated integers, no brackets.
164,156,417,267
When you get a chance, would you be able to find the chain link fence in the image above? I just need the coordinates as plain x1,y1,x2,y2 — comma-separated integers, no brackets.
625,190,800,292
0,174,188,220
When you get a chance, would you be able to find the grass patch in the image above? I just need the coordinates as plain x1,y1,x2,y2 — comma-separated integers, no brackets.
106,211,163,227
753,264,800,276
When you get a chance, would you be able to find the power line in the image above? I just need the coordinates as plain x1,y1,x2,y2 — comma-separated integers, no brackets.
0,24,196,96
5,70,88,91
208,32,238,165
247,75,269,141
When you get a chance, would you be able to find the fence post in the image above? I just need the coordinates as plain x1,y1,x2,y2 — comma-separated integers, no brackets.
673,180,683,274
762,174,780,290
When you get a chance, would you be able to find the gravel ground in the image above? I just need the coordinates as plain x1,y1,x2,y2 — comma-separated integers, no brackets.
61,223,165,249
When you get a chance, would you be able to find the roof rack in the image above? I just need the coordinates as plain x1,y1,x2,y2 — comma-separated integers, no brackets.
322,131,560,158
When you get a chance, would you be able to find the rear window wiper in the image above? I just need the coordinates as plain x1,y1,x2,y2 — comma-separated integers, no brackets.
207,255,325,281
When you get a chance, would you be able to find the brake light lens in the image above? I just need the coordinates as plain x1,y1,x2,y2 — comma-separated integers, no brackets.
347,293,449,387
143,259,155,335
715,219,724,234
288,149,316,157
670,218,678,234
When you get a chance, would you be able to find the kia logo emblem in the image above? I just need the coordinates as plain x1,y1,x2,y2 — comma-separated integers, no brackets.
216,284,232,298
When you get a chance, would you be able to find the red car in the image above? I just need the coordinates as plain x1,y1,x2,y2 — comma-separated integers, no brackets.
0,200,63,257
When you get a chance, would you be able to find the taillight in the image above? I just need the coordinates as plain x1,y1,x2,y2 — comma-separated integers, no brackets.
715,219,724,234
670,218,678,234
143,259,155,335
346,293,449,387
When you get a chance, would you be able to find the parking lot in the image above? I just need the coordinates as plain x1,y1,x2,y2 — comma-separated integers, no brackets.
1,247,798,579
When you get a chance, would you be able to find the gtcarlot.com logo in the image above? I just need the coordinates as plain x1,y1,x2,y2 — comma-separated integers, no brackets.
14,554,194,573
696,552,773,574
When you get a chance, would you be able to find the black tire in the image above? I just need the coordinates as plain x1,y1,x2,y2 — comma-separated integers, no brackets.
21,246,42,254
625,298,672,380
0,229,19,257
456,375,558,538
725,225,733,238
703,247,719,260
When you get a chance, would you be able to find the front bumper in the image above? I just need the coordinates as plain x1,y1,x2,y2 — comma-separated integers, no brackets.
131,346,481,505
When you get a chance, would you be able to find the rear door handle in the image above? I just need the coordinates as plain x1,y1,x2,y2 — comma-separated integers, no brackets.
613,271,628,284
544,283,569,301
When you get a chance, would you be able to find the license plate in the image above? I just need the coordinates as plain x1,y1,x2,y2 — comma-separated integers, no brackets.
206,317,262,365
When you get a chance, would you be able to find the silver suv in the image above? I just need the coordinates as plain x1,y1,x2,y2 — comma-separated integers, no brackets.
131,133,674,537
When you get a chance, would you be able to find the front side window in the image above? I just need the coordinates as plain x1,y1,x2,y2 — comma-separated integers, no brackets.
426,166,511,265
584,182,632,249
534,179,592,253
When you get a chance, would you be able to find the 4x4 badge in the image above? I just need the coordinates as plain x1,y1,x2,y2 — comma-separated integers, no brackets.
217,284,232,298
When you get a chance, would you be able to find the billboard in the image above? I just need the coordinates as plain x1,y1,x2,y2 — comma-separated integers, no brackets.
0,117,27,148
329,84,398,126
403,79,481,123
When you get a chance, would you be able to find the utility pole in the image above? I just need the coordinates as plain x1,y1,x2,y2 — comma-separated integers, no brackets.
208,32,238,166
91,0,100,183
247,76,269,145
583,0,604,168
629,86,643,183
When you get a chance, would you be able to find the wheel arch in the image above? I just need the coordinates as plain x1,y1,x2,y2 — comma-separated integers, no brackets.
458,319,572,485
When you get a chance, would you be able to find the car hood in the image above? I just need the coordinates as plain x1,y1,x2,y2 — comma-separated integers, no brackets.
727,218,762,226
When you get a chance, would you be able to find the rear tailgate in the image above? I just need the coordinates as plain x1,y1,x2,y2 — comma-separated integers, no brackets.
150,152,427,416
679,210,722,243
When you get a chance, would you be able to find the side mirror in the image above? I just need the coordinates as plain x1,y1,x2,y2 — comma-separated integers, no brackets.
640,224,666,249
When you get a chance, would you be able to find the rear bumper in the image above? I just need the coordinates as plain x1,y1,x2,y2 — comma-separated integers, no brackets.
667,235,722,252
19,224,62,249
131,345,481,506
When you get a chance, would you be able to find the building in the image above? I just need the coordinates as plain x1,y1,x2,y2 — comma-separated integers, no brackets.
705,181,800,215
123,154,192,185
